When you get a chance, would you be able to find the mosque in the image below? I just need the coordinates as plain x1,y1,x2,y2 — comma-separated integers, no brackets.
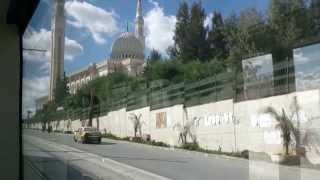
67,0,146,94
36,0,145,110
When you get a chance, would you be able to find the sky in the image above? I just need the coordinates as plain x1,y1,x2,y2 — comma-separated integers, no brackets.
22,0,272,116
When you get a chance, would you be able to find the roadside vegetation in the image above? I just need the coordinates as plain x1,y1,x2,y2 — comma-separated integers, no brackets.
100,131,249,159
29,0,320,164
32,0,320,123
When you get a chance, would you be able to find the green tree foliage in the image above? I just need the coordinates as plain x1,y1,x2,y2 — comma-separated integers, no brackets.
269,0,313,49
148,49,162,63
145,49,162,81
188,1,209,61
62,72,147,114
174,1,191,61
310,0,320,34
182,60,224,82
174,1,209,62
223,9,270,70
54,73,69,105
207,12,229,61
31,0,320,124
146,60,183,83
166,46,178,60
265,106,300,155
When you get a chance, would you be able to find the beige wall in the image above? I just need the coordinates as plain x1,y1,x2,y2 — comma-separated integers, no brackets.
186,99,236,151
31,89,320,163
99,108,127,137
149,105,184,146
126,106,151,137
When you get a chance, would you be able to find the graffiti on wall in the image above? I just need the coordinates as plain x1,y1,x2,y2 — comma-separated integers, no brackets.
156,112,167,129
190,112,238,128
251,110,310,128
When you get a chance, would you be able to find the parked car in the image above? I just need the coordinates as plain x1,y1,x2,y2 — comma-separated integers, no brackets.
73,127,102,144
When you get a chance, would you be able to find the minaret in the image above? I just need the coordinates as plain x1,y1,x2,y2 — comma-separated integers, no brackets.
49,0,65,101
135,0,145,53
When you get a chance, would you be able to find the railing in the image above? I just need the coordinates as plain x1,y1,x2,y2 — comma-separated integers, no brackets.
30,40,320,123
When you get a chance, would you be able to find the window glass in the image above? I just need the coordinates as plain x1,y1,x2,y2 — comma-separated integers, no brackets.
22,1,320,180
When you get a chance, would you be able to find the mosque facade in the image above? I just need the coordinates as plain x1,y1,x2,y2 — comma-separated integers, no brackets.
67,0,146,94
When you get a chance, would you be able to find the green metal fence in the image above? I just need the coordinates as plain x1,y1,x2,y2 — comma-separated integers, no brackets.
30,59,305,123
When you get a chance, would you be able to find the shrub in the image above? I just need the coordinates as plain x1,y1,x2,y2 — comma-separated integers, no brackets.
150,140,169,147
102,133,121,140
280,155,301,166
241,150,249,159
122,137,130,141
132,137,144,143
182,142,200,151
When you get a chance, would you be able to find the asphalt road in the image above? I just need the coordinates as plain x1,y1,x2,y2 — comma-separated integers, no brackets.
23,130,320,180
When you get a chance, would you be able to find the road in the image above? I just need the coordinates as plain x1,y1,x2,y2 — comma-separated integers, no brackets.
23,130,320,180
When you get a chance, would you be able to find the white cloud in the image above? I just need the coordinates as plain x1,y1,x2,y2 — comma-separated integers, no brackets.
23,28,83,72
23,28,51,63
145,1,176,55
204,13,213,29
22,76,49,117
65,38,83,60
65,0,119,44
294,50,311,64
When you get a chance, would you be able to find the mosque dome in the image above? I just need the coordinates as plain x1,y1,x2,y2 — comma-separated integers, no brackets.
110,32,144,60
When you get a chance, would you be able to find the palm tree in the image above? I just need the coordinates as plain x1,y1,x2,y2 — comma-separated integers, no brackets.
264,107,298,155
129,113,143,137
173,108,197,146
173,120,197,145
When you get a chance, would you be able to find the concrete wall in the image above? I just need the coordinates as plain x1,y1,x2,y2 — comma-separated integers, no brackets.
126,106,151,137
99,108,127,137
30,89,320,163
186,99,236,152
233,89,320,159
149,105,184,146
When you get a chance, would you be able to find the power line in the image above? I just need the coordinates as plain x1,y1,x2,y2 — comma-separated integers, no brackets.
23,48,48,52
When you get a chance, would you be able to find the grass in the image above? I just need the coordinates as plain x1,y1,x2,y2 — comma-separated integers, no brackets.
101,133,248,159
101,133,170,147
176,142,248,159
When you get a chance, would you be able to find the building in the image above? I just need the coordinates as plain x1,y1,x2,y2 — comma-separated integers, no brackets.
67,0,146,94
49,0,65,101
35,96,49,111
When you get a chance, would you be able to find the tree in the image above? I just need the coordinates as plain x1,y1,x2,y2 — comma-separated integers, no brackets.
224,8,267,64
54,73,69,105
129,113,143,137
264,97,302,156
269,0,312,49
207,11,229,61
268,0,313,93
144,60,183,82
145,49,162,81
173,109,197,146
188,1,209,61
174,1,192,61
310,0,320,34
148,49,162,63
166,46,178,60
87,89,100,127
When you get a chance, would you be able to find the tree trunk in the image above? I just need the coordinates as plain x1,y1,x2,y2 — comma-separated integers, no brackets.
285,143,289,155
